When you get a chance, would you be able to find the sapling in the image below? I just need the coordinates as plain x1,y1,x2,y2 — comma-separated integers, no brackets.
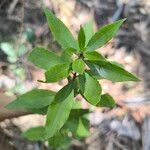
6,8,140,149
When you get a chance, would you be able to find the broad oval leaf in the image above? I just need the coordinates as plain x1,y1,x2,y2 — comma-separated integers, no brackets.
6,89,55,109
97,93,116,108
28,47,62,70
86,19,126,51
87,60,140,82
45,84,74,139
45,63,70,83
78,26,86,50
84,51,106,61
78,72,101,105
44,8,78,49
72,59,85,74
22,126,45,141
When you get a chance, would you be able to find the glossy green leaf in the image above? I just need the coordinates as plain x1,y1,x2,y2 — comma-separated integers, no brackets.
45,63,70,83
78,72,101,105
78,26,86,50
97,93,116,108
84,51,106,61
72,59,85,74
83,20,94,46
6,89,55,109
44,8,78,49
88,60,140,82
86,19,126,51
28,47,62,70
76,117,89,137
49,132,71,149
22,126,45,141
45,84,74,139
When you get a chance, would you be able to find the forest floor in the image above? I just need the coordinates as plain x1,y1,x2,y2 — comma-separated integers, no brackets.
0,0,150,150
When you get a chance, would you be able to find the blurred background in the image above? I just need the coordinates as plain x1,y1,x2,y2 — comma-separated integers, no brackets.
0,0,150,150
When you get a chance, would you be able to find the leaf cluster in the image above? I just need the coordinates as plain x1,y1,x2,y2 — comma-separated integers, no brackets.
6,8,140,149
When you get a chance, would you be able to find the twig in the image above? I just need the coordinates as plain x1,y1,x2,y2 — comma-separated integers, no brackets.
7,0,19,15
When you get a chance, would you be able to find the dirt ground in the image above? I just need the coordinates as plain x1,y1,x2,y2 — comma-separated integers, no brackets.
0,0,150,150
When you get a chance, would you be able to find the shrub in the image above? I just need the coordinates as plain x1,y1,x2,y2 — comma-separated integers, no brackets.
6,8,139,149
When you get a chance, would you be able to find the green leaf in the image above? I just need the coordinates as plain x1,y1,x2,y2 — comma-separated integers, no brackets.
63,109,89,136
27,106,48,115
60,47,76,63
83,20,94,46
45,63,70,83
49,132,71,149
97,93,116,108
78,72,101,105
72,59,85,74
44,8,78,49
86,19,126,51
86,62,104,80
69,109,90,119
88,60,140,82
78,26,86,50
110,61,124,68
76,117,89,137
45,84,74,139
28,47,62,70
22,126,45,141
72,101,82,109
84,51,106,61
6,89,55,109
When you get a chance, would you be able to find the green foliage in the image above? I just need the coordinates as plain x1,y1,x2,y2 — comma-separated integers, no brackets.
28,47,62,70
83,20,94,46
72,59,85,74
86,19,126,51
45,84,74,139
44,8,78,49
22,126,45,141
78,72,101,105
97,93,116,108
45,63,70,82
6,8,140,149
78,26,86,51
87,60,140,82
48,132,71,149
6,89,55,109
